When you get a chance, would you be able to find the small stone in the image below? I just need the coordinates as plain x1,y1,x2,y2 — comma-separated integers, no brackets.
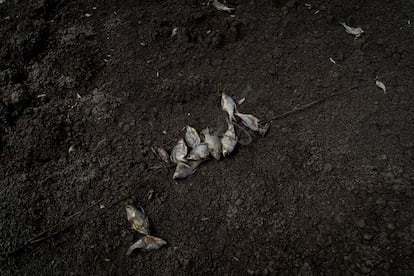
387,223,395,230
363,233,373,240
360,266,371,274
384,171,394,182
267,68,276,76
356,219,366,228
376,198,386,205
324,163,333,172
212,33,225,48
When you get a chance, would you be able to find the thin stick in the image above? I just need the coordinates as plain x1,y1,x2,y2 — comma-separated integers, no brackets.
375,71,396,80
0,199,103,257
262,85,360,123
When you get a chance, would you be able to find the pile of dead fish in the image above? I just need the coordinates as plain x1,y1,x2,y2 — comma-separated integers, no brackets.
125,205,167,255
152,93,270,180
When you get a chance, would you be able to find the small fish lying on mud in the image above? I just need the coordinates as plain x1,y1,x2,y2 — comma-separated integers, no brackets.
339,22,364,38
170,138,188,164
212,0,234,13
125,205,167,255
151,93,269,180
152,147,170,164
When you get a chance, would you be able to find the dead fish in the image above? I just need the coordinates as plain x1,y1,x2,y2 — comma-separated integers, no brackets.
173,160,204,180
212,0,234,13
258,122,270,136
339,22,364,38
125,205,150,236
170,138,188,164
221,122,237,157
126,235,167,255
151,147,170,164
201,128,222,160
375,80,387,94
221,93,237,121
187,143,210,160
235,112,260,132
185,125,201,149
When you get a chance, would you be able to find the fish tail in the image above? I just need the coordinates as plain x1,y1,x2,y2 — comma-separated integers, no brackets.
126,244,138,256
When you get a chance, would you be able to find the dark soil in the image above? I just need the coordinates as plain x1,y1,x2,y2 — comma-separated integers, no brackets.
1,0,413,275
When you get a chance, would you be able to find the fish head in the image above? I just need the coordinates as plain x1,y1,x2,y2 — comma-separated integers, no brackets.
125,205,137,219
200,127,210,136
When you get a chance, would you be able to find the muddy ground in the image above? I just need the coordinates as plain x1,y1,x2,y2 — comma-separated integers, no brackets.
1,0,413,275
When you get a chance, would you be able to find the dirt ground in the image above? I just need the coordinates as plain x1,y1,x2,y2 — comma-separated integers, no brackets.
1,0,413,275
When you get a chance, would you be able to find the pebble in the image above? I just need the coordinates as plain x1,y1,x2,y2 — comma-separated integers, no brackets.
286,0,297,8
379,232,389,245
323,163,333,172
363,233,373,240
360,265,371,274
356,219,366,228
387,223,395,230
212,33,225,48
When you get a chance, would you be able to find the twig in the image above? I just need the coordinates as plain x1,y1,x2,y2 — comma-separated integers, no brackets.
262,85,360,123
0,199,103,257
375,71,396,80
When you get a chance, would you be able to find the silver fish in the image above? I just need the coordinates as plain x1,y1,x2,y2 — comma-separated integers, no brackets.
221,122,237,157
126,235,167,255
235,112,260,132
185,125,201,149
151,147,170,164
187,143,210,160
125,205,150,235
173,160,204,180
201,128,222,160
212,0,234,13
339,22,364,38
221,93,237,121
170,138,188,164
